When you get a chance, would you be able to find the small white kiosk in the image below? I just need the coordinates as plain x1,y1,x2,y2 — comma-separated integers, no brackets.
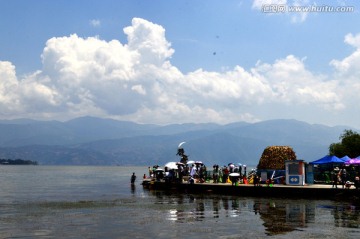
285,160,305,186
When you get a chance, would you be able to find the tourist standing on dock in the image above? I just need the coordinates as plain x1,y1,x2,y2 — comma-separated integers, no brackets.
190,164,197,180
213,165,219,183
340,167,347,189
218,167,223,183
222,166,229,184
253,174,260,186
177,164,184,183
199,166,204,183
332,167,339,188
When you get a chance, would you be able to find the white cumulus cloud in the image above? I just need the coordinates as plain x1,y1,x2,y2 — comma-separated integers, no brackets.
331,33,360,76
0,18,359,126
253,55,343,110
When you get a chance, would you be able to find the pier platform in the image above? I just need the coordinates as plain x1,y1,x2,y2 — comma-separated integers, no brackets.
142,179,360,200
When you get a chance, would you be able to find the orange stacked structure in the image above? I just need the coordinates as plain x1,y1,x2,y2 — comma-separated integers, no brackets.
257,146,297,170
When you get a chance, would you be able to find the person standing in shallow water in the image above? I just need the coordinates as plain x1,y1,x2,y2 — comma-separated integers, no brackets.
131,172,136,184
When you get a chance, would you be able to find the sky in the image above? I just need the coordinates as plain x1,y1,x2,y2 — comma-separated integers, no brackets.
1,0,360,128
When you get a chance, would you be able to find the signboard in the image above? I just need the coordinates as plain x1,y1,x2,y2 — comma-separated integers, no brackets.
288,175,300,185
285,160,305,186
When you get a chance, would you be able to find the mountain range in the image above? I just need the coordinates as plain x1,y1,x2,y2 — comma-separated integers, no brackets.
0,116,354,166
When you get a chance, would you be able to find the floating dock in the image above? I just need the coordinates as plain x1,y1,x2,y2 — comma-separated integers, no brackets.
142,179,360,200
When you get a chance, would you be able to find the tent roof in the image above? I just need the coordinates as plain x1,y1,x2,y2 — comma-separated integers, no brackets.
310,155,345,164
340,155,351,161
345,159,360,165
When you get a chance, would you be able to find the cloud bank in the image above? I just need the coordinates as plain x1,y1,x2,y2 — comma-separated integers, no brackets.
0,18,359,126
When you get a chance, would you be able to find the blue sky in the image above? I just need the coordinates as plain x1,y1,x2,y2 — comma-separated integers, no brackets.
2,0,358,74
1,0,360,128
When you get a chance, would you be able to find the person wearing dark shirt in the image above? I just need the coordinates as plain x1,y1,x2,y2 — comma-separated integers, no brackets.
131,172,136,184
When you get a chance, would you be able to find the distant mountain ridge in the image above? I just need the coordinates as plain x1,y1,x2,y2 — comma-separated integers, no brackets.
0,117,354,166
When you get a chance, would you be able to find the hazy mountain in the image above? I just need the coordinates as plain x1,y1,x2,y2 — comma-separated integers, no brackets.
0,117,354,166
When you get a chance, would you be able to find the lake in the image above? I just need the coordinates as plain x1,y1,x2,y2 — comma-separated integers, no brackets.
0,165,360,238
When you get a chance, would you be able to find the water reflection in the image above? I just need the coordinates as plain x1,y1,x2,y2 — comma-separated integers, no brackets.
149,191,360,236
325,204,360,228
213,197,219,218
255,199,315,235
131,184,136,194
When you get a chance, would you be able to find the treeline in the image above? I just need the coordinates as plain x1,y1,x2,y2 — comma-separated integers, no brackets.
329,129,360,158
0,158,38,165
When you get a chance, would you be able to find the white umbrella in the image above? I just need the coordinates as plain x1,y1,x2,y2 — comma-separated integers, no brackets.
187,160,195,165
229,173,240,177
178,141,186,148
165,162,178,169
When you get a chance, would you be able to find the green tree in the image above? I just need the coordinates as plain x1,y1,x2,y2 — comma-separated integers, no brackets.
329,129,360,158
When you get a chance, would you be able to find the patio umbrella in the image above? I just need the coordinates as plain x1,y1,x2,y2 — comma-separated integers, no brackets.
178,141,186,148
165,162,178,169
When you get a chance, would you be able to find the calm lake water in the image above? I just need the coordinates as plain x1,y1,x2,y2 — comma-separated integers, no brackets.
1,166,360,238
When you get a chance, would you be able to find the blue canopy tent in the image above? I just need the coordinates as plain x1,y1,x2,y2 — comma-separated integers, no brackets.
310,155,345,164
340,155,351,162
310,155,346,183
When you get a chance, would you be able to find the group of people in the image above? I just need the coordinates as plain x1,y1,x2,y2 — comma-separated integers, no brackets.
331,166,360,189
143,162,251,185
146,163,208,183
212,164,248,185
